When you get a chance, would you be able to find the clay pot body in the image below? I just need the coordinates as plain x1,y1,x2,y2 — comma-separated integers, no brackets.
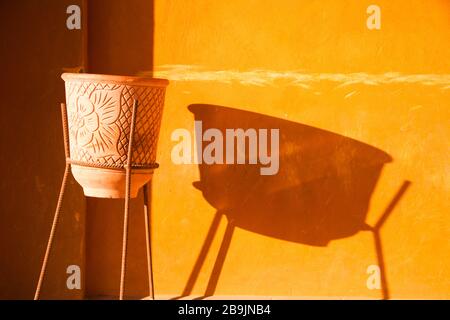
61,73,168,198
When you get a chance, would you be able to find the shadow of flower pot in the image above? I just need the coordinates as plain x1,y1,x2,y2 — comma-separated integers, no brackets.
180,104,408,300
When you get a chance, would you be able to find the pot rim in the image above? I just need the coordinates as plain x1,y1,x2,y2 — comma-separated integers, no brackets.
61,72,169,87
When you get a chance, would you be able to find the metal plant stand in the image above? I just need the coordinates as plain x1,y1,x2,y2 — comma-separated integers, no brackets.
34,100,155,300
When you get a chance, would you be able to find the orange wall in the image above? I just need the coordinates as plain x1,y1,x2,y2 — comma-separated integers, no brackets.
149,0,450,298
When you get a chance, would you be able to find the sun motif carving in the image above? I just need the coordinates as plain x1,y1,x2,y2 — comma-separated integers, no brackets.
69,88,121,157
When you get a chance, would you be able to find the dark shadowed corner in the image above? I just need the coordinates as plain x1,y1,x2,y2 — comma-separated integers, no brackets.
85,0,155,299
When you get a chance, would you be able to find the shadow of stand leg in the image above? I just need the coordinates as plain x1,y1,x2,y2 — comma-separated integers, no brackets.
175,211,223,299
202,219,235,298
369,180,411,300
372,229,389,299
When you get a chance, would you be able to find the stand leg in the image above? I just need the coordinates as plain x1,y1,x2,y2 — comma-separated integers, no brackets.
119,100,139,300
34,164,70,300
143,183,155,299
34,104,71,300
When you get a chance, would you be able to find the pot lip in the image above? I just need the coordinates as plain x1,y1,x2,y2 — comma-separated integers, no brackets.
61,72,169,87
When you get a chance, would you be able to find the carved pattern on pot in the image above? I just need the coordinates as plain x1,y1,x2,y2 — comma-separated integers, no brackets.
69,88,121,157
65,80,166,168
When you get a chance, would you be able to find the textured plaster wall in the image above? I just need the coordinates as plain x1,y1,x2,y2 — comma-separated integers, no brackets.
149,0,450,298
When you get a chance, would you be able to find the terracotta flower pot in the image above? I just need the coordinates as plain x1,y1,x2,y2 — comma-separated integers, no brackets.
61,73,169,198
